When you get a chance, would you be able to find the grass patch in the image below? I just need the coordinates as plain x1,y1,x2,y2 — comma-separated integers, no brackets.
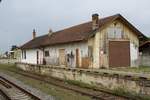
112,87,150,100
65,79,150,100
66,80,96,89
1,63,150,100
0,63,91,100
112,66,150,74
0,63,18,70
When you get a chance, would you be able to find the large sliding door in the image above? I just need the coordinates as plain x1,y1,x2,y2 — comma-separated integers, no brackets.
109,41,130,67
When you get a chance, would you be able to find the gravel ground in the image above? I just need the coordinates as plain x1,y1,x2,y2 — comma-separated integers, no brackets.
0,91,7,100
0,72,55,100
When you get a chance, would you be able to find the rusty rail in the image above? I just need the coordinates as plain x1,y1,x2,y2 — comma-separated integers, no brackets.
0,89,11,100
6,69,133,100
0,76,41,100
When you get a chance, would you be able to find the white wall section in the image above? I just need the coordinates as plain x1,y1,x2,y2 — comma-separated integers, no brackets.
130,43,139,67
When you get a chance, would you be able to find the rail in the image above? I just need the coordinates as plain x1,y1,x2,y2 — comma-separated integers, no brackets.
0,76,41,100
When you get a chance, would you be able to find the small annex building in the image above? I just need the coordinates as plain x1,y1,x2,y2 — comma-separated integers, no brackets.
139,41,150,66
139,41,150,56
20,14,147,68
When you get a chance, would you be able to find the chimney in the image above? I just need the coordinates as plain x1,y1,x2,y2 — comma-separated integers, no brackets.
48,29,53,37
92,13,99,30
32,29,36,39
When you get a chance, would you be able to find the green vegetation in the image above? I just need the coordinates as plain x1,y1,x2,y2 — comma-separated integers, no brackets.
66,79,150,100
112,66,150,74
0,63,17,71
0,63,150,100
0,64,91,100
65,80,97,89
112,87,150,100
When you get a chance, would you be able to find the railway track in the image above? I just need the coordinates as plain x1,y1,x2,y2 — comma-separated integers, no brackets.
0,89,10,100
5,69,133,100
0,76,41,100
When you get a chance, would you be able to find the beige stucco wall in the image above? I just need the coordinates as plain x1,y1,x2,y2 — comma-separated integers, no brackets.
89,19,139,68
108,20,139,46
87,37,94,68
44,42,88,68
93,32,100,68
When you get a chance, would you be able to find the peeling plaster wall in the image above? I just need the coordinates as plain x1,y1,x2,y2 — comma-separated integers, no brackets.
92,32,100,68
20,20,139,68
107,20,139,67
44,42,88,68
17,63,150,96
21,49,43,64
130,43,139,67
87,37,94,68
93,19,139,68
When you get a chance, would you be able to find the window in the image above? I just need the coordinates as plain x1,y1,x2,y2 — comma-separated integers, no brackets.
108,28,115,38
22,51,23,59
115,28,122,38
44,51,49,57
22,50,26,59
88,46,93,58
107,27,123,39
24,51,26,59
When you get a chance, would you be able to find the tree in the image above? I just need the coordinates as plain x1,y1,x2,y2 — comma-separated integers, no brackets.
4,51,8,57
11,45,18,51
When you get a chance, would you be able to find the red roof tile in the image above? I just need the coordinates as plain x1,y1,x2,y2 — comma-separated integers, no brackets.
21,14,146,49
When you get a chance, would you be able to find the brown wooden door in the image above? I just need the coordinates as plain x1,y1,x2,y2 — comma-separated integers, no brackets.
37,51,39,64
59,49,65,65
109,41,130,67
76,49,79,67
81,57,90,68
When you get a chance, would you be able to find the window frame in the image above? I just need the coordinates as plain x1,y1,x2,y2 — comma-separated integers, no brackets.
25,50,26,59
22,50,26,59
107,27,123,39
44,50,50,57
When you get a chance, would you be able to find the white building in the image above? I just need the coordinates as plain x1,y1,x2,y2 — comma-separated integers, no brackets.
20,14,147,68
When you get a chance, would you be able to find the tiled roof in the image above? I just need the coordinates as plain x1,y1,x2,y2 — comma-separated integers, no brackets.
21,14,146,49
140,40,150,47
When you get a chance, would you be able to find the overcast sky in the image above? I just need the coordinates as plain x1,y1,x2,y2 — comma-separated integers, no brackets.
0,0,150,53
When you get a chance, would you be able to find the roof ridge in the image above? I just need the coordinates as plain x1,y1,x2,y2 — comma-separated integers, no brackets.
54,13,120,33
34,14,120,39
21,13,146,49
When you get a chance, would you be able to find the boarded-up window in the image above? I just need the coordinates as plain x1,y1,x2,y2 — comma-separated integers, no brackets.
88,46,93,58
115,28,122,38
108,27,123,39
59,49,66,65
108,28,114,38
